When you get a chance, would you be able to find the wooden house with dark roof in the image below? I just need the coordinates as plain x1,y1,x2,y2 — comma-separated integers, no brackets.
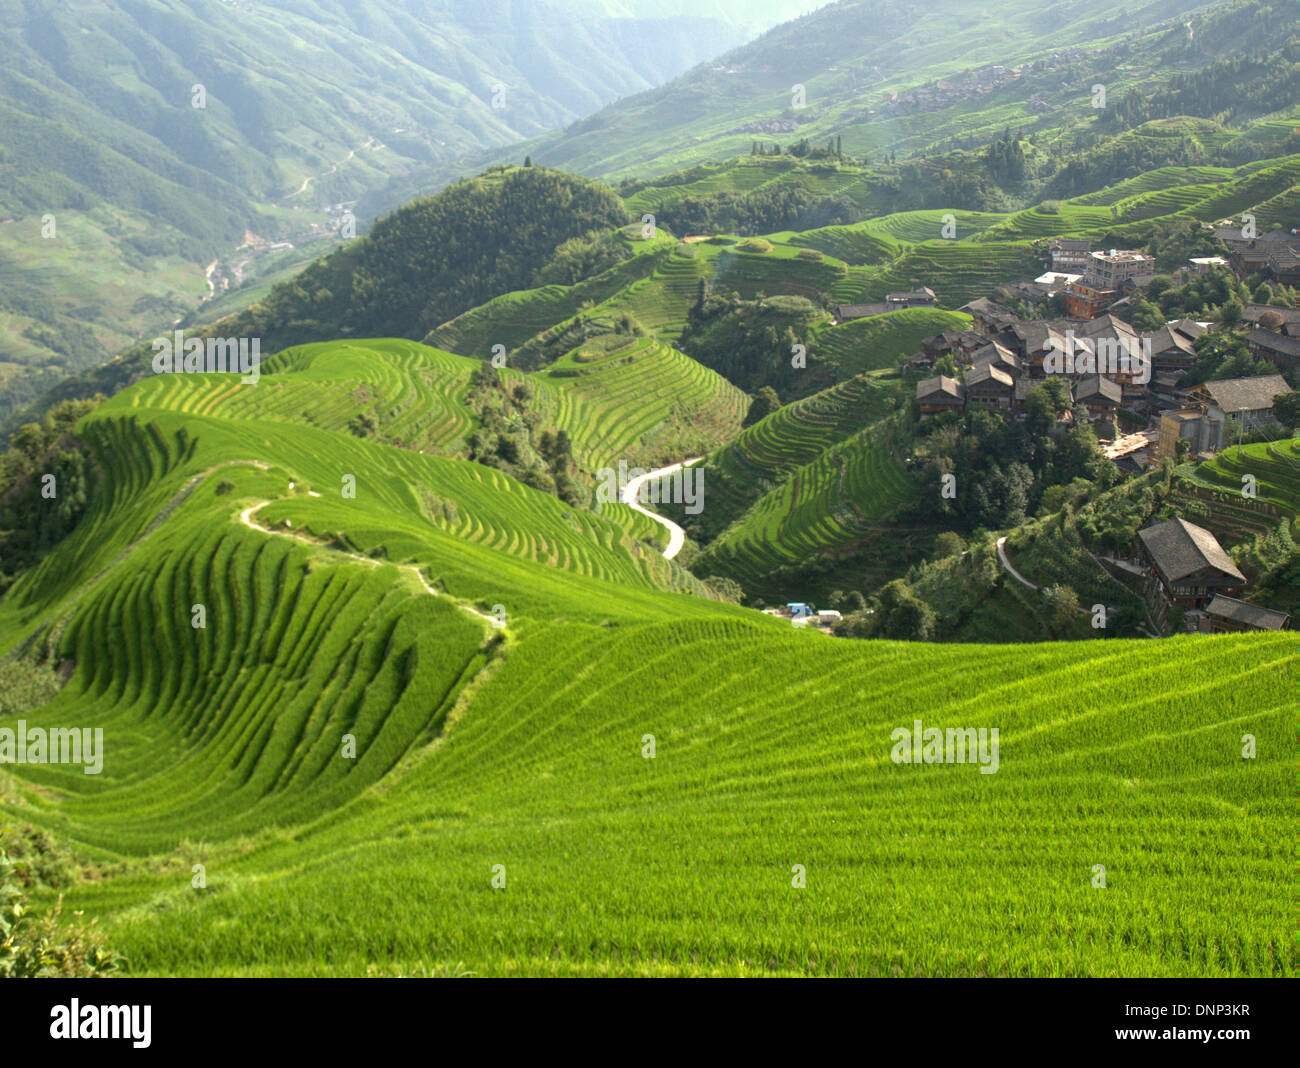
972,340,1019,378
885,286,937,309
916,375,965,415
963,363,1015,410
1137,517,1246,607
958,298,1020,336
1075,374,1122,419
1245,328,1300,372
1205,595,1289,633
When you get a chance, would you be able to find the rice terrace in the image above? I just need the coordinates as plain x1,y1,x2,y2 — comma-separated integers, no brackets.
0,0,1295,1024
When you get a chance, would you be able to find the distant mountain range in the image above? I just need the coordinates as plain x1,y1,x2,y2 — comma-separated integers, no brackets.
0,0,821,424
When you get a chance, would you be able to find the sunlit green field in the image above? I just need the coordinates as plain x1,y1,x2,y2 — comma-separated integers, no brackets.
0,353,1291,976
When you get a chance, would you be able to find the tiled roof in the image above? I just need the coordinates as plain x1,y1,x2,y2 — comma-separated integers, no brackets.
1205,595,1289,630
1138,518,1246,584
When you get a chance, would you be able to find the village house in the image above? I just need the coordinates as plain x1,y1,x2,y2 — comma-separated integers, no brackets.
958,297,1021,336
1185,374,1292,440
1227,228,1300,284
1148,322,1199,379
916,374,966,415
1171,256,1229,285
1155,408,1206,461
1155,375,1291,460
1064,250,1154,318
1137,517,1246,608
963,363,1015,409
1074,374,1122,421
1242,304,1300,335
833,302,889,322
998,280,1052,304
1245,328,1300,373
971,340,1019,378
1151,372,1189,411
1033,271,1081,293
1204,595,1290,633
1063,279,1113,319
885,286,938,310
1048,238,1092,272
1008,320,1069,376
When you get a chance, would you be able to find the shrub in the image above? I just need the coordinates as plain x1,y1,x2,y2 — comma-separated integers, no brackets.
0,852,124,978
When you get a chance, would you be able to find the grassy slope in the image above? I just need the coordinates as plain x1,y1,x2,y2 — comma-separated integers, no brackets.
0,354,1290,977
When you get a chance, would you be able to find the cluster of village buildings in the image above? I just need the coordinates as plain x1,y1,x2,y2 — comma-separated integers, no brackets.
897,228,1297,633
902,230,1297,473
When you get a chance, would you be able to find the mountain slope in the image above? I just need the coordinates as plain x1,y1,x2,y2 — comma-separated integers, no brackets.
0,353,1290,976
0,0,759,423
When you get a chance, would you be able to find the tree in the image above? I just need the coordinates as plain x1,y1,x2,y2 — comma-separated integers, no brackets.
1219,297,1244,327
1043,584,1080,629
1129,296,1164,332
1273,391,1300,430
347,412,377,438
874,580,936,641
0,852,122,977
742,386,781,427
933,531,966,559
702,576,744,603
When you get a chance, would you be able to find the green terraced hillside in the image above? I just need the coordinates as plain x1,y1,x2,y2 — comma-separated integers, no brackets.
0,325,1291,979
532,335,749,471
694,421,922,595
659,372,903,545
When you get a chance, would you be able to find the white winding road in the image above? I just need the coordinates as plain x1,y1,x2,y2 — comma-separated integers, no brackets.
995,536,1037,590
620,458,702,561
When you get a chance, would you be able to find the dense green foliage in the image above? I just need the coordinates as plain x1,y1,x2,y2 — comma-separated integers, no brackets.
0,398,102,590
223,167,629,349
914,387,1111,533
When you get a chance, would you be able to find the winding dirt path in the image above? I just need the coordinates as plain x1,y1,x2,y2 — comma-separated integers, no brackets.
236,499,504,630
995,536,1037,591
619,458,702,561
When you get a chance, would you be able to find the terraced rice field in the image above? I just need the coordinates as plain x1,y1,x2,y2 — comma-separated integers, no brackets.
697,430,918,583
715,375,897,484
1179,438,1299,516
0,334,1291,978
424,238,672,357
126,339,477,455
16,605,1288,976
1168,439,1299,546
1069,166,1235,206
827,240,1043,308
532,336,747,470
595,241,713,339
711,242,848,300
811,308,970,376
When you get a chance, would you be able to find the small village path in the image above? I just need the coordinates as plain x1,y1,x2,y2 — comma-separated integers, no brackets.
995,536,1038,590
236,499,504,631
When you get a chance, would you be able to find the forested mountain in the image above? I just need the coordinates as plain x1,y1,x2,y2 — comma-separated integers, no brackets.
376,0,1295,196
